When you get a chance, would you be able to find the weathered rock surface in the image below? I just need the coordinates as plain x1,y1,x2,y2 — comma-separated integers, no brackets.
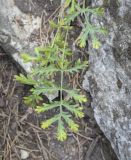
0,0,60,100
83,0,131,160
0,0,60,72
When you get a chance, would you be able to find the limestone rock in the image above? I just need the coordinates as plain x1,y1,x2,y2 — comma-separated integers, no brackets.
83,0,131,160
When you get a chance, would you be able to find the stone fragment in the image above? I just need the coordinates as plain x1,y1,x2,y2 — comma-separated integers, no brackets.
20,149,30,159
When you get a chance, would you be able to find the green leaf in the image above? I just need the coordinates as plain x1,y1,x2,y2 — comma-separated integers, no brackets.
63,60,88,73
32,64,60,76
54,32,65,48
15,74,37,85
35,101,61,113
21,53,37,62
92,38,101,49
41,114,60,129
77,25,90,48
57,119,67,141
49,20,58,29
24,94,43,107
64,11,79,24
32,85,60,95
63,88,87,103
69,0,77,14
63,114,79,132
91,7,105,16
62,101,84,118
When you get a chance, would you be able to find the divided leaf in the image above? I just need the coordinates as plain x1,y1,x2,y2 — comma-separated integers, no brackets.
15,74,37,85
32,85,60,95
63,59,88,73
35,101,61,113
57,119,67,141
63,114,79,132
41,114,60,129
58,100,84,118
24,94,43,107
64,89,87,103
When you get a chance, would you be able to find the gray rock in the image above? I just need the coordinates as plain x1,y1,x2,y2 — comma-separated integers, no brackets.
83,0,131,160
0,0,60,100
0,0,61,72
0,0,41,72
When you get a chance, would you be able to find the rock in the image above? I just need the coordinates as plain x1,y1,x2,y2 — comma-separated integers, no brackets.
0,0,41,72
0,0,60,72
0,0,60,100
83,0,131,160
20,149,29,159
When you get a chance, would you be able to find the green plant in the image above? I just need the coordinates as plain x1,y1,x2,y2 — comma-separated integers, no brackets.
15,18,88,141
15,0,106,141
64,0,107,48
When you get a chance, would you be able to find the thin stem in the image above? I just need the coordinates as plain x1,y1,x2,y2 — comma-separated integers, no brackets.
60,70,64,114
60,29,69,115
51,27,60,47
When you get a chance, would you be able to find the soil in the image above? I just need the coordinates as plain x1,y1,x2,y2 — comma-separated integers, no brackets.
0,0,118,160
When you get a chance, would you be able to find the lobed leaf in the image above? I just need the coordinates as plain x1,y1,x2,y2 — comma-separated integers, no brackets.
41,114,60,129
24,94,43,107
63,60,88,73
35,101,62,113
62,101,84,118
32,85,60,95
63,114,79,132
63,88,87,103
15,74,37,85
57,119,67,141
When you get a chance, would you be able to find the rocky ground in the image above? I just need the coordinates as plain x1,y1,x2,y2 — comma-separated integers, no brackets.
0,0,119,160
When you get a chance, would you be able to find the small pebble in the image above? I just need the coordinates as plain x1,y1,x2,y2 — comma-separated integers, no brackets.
20,149,29,159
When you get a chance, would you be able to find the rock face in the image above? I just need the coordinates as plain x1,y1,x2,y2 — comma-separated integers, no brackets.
0,0,60,72
83,0,131,160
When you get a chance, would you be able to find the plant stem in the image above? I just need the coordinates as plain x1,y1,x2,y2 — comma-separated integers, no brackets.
60,29,69,115
60,70,63,114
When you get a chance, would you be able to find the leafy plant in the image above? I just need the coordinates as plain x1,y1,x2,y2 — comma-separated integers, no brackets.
15,18,88,141
64,0,107,48
15,0,106,141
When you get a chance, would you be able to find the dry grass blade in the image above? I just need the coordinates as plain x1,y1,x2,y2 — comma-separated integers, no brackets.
73,134,81,160
85,136,100,160
75,132,93,141
34,129,49,160
4,133,20,159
